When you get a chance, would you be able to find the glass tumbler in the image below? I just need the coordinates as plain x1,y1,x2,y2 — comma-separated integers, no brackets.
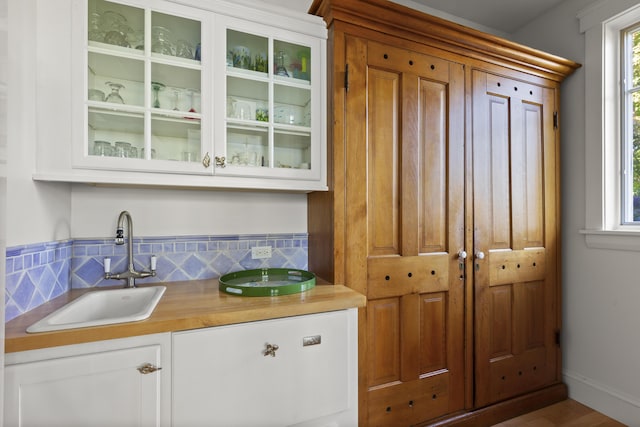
93,140,113,156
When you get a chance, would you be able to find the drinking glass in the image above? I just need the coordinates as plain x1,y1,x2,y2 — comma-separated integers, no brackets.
100,11,130,47
105,82,125,104
93,140,112,156
176,40,194,59
88,12,104,42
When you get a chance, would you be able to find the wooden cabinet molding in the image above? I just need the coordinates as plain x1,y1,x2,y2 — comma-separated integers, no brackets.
309,0,580,82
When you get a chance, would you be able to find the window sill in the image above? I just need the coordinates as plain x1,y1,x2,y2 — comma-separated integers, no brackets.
580,228,640,251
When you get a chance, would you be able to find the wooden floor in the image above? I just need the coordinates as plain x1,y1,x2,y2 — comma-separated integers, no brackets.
492,399,627,426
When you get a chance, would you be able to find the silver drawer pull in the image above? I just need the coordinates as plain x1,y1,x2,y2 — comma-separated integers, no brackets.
303,335,322,346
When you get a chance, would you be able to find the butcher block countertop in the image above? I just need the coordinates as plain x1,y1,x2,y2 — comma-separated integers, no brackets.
5,279,366,353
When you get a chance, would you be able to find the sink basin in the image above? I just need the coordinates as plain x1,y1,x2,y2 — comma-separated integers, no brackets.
26,286,166,333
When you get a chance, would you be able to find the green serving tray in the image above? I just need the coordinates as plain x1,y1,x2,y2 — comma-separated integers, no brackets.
219,268,316,297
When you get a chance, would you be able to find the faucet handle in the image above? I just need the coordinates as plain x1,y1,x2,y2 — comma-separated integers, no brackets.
151,255,157,271
104,258,111,274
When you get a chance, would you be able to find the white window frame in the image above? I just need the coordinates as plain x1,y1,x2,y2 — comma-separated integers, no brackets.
580,0,640,250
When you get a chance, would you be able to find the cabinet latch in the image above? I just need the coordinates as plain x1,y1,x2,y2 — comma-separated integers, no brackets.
345,64,349,92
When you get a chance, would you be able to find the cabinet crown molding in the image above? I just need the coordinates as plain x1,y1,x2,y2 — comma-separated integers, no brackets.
309,0,580,81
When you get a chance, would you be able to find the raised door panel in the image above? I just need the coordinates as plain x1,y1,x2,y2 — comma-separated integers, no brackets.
346,37,465,425
473,70,559,407
5,344,164,427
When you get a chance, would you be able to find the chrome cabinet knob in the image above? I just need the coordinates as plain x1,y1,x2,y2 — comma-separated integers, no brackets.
264,343,279,357
215,156,226,168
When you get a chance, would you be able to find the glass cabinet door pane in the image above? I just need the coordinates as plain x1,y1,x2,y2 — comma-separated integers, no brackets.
273,40,311,83
273,84,310,127
88,0,144,52
151,12,201,61
151,116,200,161
227,30,268,73
226,127,268,167
88,53,145,107
89,111,144,158
274,131,311,169
227,77,268,122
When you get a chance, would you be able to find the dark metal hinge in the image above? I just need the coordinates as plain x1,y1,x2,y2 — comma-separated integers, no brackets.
553,111,558,129
555,330,561,346
345,64,349,92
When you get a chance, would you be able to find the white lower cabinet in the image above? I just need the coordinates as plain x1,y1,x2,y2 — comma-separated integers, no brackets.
172,309,358,427
4,333,171,427
4,310,357,427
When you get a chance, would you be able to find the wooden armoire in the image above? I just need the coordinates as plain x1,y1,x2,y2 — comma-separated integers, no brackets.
307,0,580,426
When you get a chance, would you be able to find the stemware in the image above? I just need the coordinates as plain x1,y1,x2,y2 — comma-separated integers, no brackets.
105,82,125,104
151,81,165,108
185,89,199,114
172,89,181,111
151,26,174,56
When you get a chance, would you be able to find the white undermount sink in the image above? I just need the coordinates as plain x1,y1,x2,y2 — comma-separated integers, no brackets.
26,286,166,333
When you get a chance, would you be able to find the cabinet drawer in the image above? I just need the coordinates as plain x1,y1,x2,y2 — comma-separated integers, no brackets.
173,309,356,426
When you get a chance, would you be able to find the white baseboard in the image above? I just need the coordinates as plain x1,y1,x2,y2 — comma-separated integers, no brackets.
563,369,640,426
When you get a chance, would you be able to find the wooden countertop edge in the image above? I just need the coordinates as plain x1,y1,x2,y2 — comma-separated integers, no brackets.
5,280,366,353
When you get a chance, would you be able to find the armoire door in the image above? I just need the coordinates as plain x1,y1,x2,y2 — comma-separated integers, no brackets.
344,36,465,425
472,70,560,407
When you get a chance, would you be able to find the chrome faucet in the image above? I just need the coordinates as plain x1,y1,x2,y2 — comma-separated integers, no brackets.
104,210,157,288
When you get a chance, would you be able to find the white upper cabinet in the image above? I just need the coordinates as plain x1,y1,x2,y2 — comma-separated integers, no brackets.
213,15,323,184
32,0,327,191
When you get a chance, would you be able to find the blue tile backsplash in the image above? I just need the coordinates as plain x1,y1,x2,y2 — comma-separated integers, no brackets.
6,233,308,323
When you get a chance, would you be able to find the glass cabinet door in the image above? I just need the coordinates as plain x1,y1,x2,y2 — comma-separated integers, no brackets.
216,18,322,182
84,0,207,172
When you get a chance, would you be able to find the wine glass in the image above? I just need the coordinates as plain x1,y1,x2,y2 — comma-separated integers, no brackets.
172,89,181,111
105,82,125,104
184,89,198,113
151,81,165,108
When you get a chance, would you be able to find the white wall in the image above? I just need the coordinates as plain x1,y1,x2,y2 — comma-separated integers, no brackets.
514,0,640,424
7,0,72,247
71,186,307,238
1,0,8,414
6,0,308,247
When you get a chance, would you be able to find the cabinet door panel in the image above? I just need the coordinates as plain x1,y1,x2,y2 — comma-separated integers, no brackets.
5,345,163,427
172,310,355,427
473,70,559,407
368,297,402,387
367,67,401,257
346,37,465,425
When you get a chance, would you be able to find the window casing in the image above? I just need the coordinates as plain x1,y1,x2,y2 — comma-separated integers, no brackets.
580,1,640,250
621,24,640,224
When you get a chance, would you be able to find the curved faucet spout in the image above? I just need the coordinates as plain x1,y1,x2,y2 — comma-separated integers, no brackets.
104,210,156,288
